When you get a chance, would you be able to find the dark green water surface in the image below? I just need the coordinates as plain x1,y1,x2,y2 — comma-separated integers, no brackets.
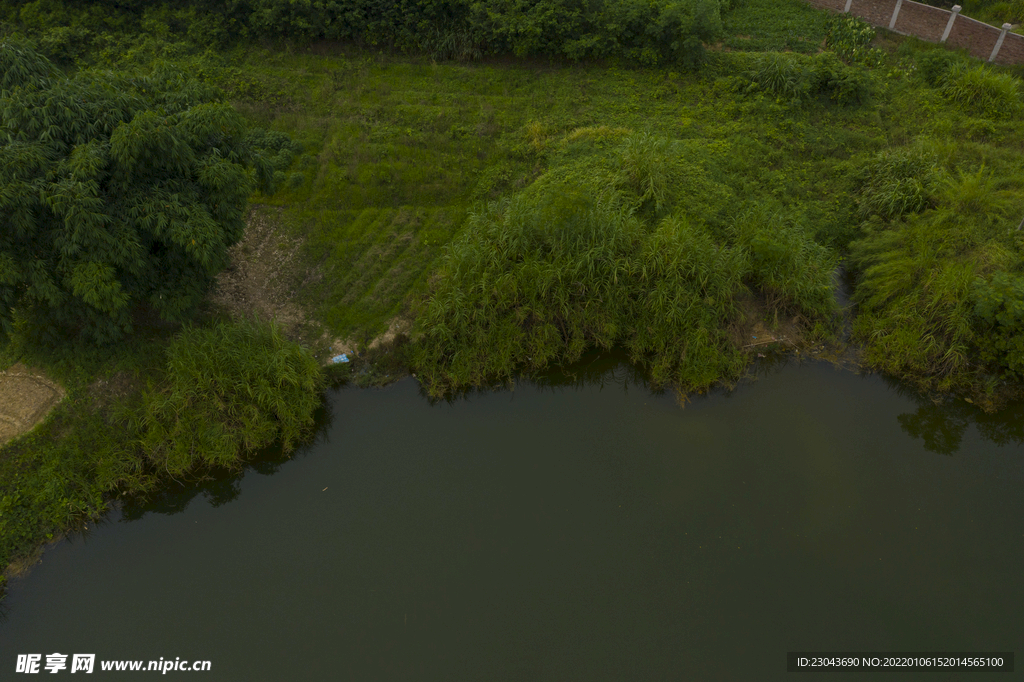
2,359,1023,680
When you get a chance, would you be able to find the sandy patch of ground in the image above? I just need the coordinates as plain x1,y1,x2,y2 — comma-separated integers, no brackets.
0,364,65,447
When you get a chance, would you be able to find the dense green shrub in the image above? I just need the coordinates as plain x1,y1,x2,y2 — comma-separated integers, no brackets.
414,134,837,396
939,62,1024,120
0,43,294,344
738,51,870,107
852,145,940,220
813,51,872,106
916,49,966,87
131,318,326,476
590,0,724,66
0,44,240,341
0,0,734,67
616,130,685,212
730,204,838,319
972,271,1024,378
413,183,750,394
849,164,1024,387
244,127,304,193
744,52,809,104
824,13,885,67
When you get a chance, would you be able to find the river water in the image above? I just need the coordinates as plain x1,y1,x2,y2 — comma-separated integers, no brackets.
1,357,1022,680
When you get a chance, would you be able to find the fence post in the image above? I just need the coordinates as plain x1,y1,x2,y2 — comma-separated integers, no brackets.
989,23,1013,62
844,0,853,13
889,0,904,30
940,5,961,43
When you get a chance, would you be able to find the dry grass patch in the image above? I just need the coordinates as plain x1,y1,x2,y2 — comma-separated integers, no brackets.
0,365,65,448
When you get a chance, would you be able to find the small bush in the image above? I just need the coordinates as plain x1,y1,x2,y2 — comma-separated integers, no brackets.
245,127,304,194
825,14,885,67
132,318,326,476
916,49,966,87
616,131,684,212
849,163,1024,388
852,145,940,220
940,62,1024,120
738,51,870,107
972,271,1024,377
730,204,838,319
36,25,93,64
813,51,872,106
744,52,810,104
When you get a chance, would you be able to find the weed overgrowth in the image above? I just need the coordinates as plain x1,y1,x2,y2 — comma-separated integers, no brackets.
3,0,1024,600
131,318,326,476
413,133,838,396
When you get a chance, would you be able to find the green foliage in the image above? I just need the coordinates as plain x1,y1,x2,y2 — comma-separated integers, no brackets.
0,397,137,578
5,0,732,67
853,144,940,220
582,0,724,67
825,14,885,67
0,44,278,344
616,130,683,212
738,51,871,107
131,318,326,476
744,52,809,105
413,182,748,395
939,62,1024,120
719,0,827,54
972,271,1024,377
245,127,304,193
850,216,978,384
915,49,966,87
849,162,1024,388
730,203,838,319
414,134,837,396
812,51,872,106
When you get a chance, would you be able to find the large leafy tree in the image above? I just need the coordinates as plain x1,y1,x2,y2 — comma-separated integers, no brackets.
0,41,273,343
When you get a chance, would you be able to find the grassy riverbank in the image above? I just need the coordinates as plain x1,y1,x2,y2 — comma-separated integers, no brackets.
2,0,1024,599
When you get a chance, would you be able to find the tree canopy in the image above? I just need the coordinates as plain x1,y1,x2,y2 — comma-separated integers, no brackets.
0,40,275,343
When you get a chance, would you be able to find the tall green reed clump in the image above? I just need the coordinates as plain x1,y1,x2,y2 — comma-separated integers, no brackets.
939,62,1024,120
131,317,325,476
852,145,941,221
414,134,839,397
730,204,838,320
849,163,1024,389
734,51,872,107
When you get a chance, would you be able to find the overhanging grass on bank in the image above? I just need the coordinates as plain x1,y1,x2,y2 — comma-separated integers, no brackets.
0,318,325,594
413,131,839,396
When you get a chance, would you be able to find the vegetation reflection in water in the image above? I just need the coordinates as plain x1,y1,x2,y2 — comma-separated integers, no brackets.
2,354,1023,681
115,351,1024,526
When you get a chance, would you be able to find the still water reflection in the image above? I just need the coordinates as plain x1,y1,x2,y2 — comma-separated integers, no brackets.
2,358,1022,680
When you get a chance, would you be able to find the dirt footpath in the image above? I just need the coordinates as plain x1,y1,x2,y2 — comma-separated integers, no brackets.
0,364,65,447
